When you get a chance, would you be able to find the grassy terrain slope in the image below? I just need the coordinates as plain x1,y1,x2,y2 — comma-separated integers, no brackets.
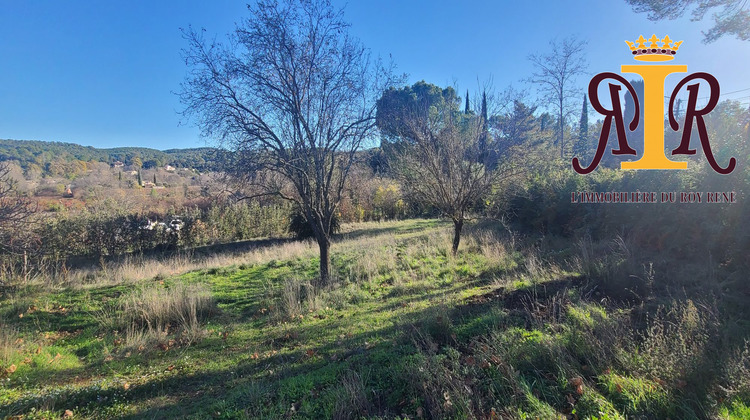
1,219,748,419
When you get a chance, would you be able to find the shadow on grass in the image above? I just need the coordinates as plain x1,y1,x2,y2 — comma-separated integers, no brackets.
4,268,747,419
336,219,445,242
61,236,302,272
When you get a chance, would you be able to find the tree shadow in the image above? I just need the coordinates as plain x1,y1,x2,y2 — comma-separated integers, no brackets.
4,269,745,419
335,219,444,242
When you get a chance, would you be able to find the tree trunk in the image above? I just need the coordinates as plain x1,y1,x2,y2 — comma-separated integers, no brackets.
451,218,464,256
559,100,564,159
318,236,331,285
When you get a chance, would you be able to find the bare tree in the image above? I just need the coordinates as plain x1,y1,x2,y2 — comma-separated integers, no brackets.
527,37,588,159
0,161,36,258
179,0,392,284
377,82,521,255
626,0,749,43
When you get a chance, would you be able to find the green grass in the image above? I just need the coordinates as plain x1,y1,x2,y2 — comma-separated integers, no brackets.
0,219,748,419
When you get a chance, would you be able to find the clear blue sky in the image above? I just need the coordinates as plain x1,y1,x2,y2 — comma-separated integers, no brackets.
1,1,749,150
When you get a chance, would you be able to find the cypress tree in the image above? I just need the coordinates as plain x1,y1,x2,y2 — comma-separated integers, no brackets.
153,173,157,185
479,91,488,152
137,171,142,187
576,94,589,157
464,90,470,114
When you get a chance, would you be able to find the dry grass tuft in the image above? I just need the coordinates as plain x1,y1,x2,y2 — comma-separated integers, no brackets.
332,370,373,420
0,321,20,365
94,282,216,350
123,283,215,344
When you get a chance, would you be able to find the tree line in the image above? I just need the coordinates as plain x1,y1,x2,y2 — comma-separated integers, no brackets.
0,139,223,174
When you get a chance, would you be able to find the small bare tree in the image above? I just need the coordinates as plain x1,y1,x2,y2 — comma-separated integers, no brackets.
0,162,35,245
527,37,588,159
0,161,37,281
377,82,521,255
180,0,392,284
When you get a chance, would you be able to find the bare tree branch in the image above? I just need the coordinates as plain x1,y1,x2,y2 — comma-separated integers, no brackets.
527,37,588,160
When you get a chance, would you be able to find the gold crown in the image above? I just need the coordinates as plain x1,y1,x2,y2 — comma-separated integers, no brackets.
625,34,682,62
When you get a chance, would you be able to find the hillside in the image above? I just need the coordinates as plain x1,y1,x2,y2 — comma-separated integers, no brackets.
0,139,222,173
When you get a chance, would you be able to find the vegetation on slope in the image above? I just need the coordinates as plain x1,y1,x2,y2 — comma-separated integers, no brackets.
1,219,748,419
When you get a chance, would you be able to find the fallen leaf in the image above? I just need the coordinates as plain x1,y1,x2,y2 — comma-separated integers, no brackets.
306,349,315,357
167,365,175,371
123,382,130,390
569,377,583,387
18,313,23,318
6,364,17,374
64,409,74,418
35,346,42,354
576,384,584,395
14,338,23,345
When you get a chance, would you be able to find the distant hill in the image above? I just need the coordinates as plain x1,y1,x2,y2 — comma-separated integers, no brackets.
0,139,224,172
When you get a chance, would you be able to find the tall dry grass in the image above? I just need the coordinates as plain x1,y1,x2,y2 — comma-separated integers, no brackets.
24,239,317,290
95,282,216,349
8,220,435,291
0,321,19,365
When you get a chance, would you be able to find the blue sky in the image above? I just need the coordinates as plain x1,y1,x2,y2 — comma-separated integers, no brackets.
1,1,749,150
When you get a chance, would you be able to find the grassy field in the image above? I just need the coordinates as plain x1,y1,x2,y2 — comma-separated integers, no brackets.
1,219,748,419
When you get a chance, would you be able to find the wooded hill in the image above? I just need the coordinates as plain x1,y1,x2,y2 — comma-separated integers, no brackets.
0,139,222,173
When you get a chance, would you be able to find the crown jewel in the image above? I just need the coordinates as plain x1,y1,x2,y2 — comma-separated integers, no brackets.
625,34,682,62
